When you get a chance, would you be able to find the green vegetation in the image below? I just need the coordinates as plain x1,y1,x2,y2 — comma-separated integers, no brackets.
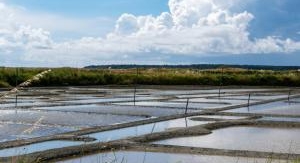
0,80,10,88
0,67,44,88
1,67,300,87
293,159,300,163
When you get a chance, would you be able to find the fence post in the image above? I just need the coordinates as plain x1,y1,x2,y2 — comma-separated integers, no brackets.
151,123,156,134
133,67,138,106
185,117,188,128
185,98,189,114
247,93,251,107
133,85,136,106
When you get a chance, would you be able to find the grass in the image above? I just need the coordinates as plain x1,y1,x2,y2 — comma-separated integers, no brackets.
0,80,11,88
293,159,300,163
0,67,45,88
0,67,300,88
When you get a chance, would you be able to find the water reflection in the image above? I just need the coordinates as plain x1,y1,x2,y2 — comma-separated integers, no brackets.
155,127,300,154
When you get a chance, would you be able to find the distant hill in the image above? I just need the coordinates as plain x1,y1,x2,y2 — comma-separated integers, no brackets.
85,64,300,71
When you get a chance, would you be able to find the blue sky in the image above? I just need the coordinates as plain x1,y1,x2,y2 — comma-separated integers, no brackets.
1,0,300,67
246,0,300,40
7,0,169,17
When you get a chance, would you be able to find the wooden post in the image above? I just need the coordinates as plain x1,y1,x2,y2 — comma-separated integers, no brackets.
247,94,251,107
15,68,18,87
134,85,136,106
133,67,138,106
151,123,156,134
185,98,189,114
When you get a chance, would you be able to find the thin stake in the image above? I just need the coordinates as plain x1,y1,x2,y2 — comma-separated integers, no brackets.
151,123,156,134
142,150,147,163
185,98,189,114
133,67,138,106
143,122,156,163
185,117,188,128
133,85,136,106
247,93,251,107
15,68,18,109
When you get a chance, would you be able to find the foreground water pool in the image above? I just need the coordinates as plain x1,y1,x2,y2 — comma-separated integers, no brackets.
155,126,300,154
0,122,74,142
113,101,228,109
0,141,83,157
87,117,211,141
0,117,210,157
57,151,291,163
224,100,300,115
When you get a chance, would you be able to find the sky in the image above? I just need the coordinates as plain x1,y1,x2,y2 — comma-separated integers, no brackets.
0,0,300,67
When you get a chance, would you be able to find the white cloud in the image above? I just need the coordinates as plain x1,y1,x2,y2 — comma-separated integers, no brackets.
0,2,114,40
105,0,300,56
0,3,53,51
115,13,139,35
15,12,114,39
0,0,300,66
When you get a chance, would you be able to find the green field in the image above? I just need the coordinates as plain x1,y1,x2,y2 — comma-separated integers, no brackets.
1,67,300,88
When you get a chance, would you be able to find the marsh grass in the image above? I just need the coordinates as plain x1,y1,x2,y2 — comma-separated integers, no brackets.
0,68,45,87
1,67,300,87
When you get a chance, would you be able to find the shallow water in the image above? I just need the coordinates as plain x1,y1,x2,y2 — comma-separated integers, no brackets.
210,94,287,101
191,115,247,120
170,98,246,105
175,94,220,99
0,141,83,157
0,98,36,104
58,96,162,104
152,88,278,96
113,101,227,109
0,117,210,157
155,126,300,154
0,122,74,142
260,117,300,122
57,151,288,163
224,100,300,115
0,101,49,108
0,87,297,159
0,110,144,128
87,117,211,141
35,104,186,117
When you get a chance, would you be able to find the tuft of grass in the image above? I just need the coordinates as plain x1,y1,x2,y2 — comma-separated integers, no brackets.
0,80,11,88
